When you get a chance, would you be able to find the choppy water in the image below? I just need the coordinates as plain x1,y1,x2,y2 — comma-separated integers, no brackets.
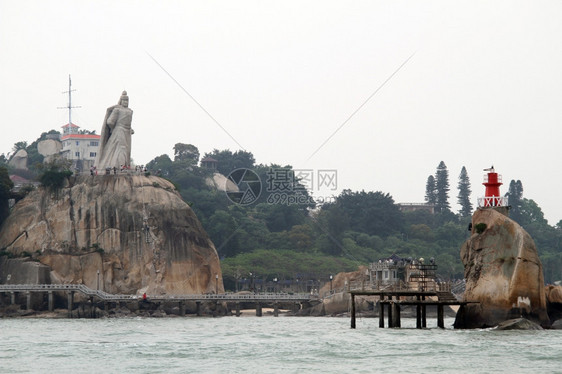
1,316,561,374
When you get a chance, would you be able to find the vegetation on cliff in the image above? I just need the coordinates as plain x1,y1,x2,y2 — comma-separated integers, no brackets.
3,134,562,290
0,166,14,227
147,145,562,288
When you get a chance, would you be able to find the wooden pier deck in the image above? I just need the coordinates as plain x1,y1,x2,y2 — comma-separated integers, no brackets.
349,290,472,329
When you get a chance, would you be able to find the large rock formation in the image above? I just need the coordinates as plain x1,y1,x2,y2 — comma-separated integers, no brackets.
312,267,372,316
454,208,549,328
8,149,28,170
495,317,543,330
205,172,239,193
545,284,562,324
0,174,223,295
37,139,62,163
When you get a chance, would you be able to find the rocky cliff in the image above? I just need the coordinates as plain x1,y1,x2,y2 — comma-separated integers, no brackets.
545,284,562,324
454,208,549,328
0,174,223,295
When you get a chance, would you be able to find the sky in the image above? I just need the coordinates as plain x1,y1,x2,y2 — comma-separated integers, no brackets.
1,1,561,225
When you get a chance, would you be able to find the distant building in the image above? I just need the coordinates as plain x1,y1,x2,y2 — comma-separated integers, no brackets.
398,203,435,214
59,123,100,171
369,254,437,291
200,156,218,170
9,175,37,190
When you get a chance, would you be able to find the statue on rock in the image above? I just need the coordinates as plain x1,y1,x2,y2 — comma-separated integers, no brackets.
96,91,134,169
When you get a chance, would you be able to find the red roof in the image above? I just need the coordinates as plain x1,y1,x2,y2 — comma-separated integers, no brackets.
61,134,100,140
61,123,80,128
9,175,30,183
201,157,218,162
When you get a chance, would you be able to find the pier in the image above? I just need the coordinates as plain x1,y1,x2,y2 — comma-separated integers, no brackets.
0,284,315,317
349,290,471,329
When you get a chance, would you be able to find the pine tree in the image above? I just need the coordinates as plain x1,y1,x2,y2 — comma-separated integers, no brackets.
434,161,450,213
425,175,437,205
457,166,472,217
505,180,523,222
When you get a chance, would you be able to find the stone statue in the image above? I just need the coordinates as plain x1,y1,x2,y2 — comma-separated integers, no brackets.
96,91,134,169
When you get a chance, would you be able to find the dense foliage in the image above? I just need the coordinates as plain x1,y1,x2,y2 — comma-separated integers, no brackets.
142,149,464,289
37,157,73,194
457,166,473,217
144,147,562,288
3,134,562,288
434,161,451,213
0,166,14,227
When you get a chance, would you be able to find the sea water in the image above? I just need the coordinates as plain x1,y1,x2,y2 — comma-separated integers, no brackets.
1,316,561,374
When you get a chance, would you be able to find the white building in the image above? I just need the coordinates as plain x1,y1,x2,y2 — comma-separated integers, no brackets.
60,123,100,171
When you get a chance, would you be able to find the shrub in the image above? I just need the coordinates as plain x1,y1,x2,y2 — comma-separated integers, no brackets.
474,223,487,234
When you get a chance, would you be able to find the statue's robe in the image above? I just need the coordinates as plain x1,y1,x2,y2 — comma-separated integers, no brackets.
96,104,133,169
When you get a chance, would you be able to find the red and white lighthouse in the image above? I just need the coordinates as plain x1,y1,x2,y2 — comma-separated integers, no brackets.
478,166,508,207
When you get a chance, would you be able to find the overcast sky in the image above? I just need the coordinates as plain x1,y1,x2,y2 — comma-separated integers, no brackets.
1,1,561,225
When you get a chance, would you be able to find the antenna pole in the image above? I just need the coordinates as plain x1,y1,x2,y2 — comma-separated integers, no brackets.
58,74,81,127
68,75,72,125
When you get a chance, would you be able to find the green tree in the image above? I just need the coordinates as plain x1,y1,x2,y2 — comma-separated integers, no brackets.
505,180,523,223
255,203,306,232
37,156,72,194
12,141,28,153
146,154,173,176
315,204,350,256
253,164,315,214
0,154,8,168
518,198,547,226
173,143,200,165
425,175,436,205
288,224,315,252
434,161,450,213
408,224,435,241
203,149,255,176
331,189,403,237
457,166,472,217
0,166,14,227
206,210,240,258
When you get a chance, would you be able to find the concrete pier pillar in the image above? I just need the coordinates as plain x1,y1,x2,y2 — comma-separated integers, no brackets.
416,295,422,329
256,302,262,317
379,301,385,328
273,302,279,317
10,292,15,305
351,294,356,329
437,304,444,328
235,302,241,317
67,291,74,318
391,302,401,328
196,301,201,316
179,301,185,316
216,301,221,316
26,291,31,310
421,296,427,328
48,291,54,312
388,298,393,328
104,302,109,312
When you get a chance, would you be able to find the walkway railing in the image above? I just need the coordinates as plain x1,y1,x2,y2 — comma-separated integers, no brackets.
477,196,508,208
0,284,313,303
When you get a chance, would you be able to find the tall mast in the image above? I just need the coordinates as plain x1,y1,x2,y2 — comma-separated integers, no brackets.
58,74,81,127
